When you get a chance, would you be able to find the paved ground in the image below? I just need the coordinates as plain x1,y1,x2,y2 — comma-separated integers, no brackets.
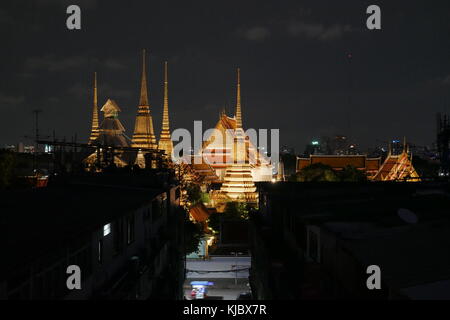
185,256,252,300
186,256,251,279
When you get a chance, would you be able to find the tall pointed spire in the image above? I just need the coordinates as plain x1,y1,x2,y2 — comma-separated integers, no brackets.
158,61,173,157
235,68,242,129
139,49,149,106
88,72,99,144
220,67,257,203
403,136,408,154
132,49,157,149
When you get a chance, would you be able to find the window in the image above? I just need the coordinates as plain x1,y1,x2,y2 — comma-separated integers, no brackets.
103,223,111,236
127,214,135,245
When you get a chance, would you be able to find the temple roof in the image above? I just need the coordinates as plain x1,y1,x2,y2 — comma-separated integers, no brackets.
189,203,211,223
101,99,121,117
373,151,420,181
297,155,381,171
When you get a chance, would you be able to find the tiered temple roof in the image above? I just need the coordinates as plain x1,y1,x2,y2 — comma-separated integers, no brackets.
373,146,420,181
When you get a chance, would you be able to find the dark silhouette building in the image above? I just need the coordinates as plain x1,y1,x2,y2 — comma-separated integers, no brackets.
1,173,185,300
249,182,450,299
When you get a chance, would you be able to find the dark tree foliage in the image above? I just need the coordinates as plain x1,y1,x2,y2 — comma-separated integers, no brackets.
184,217,204,255
207,201,250,234
296,163,339,182
186,183,202,206
207,212,221,234
280,153,297,176
223,201,250,220
0,150,16,188
339,165,367,182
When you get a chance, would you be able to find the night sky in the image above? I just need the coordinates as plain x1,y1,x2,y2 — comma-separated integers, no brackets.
1,0,450,153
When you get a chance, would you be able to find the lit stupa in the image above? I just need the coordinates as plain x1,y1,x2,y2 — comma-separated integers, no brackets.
88,72,99,144
131,49,158,149
158,61,174,158
219,68,258,203
83,99,130,168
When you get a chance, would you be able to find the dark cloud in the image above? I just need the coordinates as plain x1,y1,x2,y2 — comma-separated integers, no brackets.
1,0,450,152
287,21,352,41
0,8,14,25
24,55,89,72
0,92,25,108
239,26,271,41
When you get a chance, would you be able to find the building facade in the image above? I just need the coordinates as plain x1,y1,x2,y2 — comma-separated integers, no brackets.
1,177,185,300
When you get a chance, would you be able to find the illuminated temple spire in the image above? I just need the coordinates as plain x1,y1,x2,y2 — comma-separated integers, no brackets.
219,67,257,204
88,72,99,144
235,67,242,129
131,49,157,149
158,61,173,157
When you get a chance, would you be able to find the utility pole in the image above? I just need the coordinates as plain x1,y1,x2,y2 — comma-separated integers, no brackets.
32,109,42,173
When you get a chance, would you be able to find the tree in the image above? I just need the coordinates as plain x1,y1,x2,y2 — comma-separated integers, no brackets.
339,165,367,182
280,153,297,176
0,150,16,188
184,218,204,255
186,183,202,206
296,163,339,182
207,212,221,234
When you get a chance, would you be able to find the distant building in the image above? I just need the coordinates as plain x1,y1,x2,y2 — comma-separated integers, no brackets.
296,139,420,182
296,155,381,179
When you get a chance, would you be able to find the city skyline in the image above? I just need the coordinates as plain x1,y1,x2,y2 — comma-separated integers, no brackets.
2,1,450,152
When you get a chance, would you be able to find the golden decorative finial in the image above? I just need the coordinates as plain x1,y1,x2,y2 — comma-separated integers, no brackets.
235,67,242,129
88,71,99,143
158,61,173,156
131,49,157,149
139,49,149,106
